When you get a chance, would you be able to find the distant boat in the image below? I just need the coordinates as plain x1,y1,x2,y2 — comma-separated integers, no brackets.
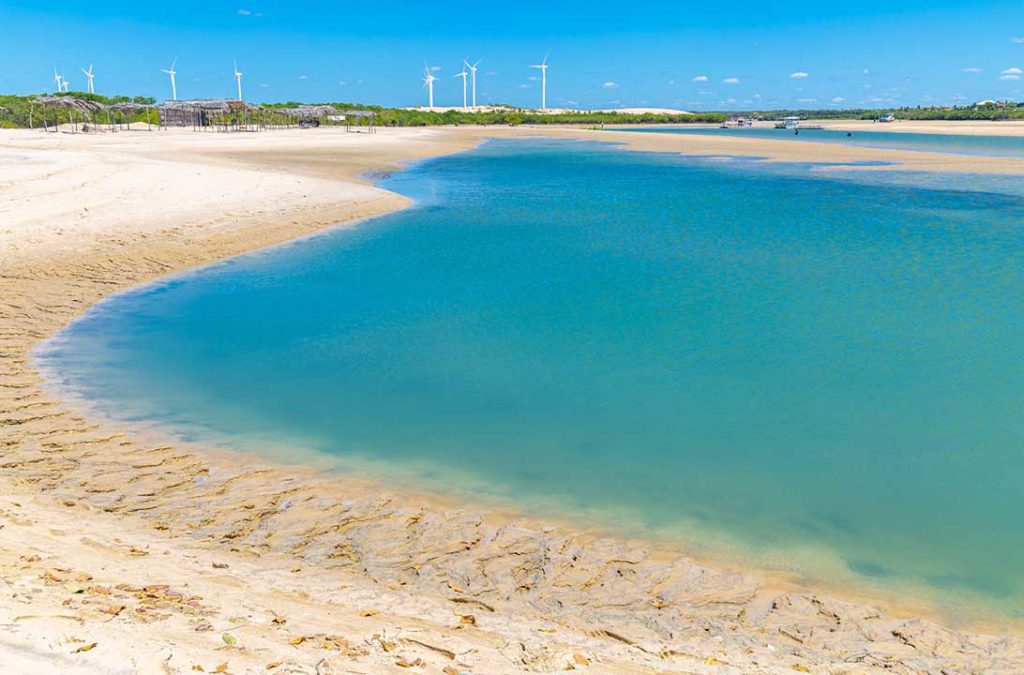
878,113,896,123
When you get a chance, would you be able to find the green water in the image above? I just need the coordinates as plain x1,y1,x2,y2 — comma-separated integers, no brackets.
38,140,1024,619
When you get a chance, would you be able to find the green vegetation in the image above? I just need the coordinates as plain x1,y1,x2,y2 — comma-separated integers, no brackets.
752,101,1024,121
0,92,158,128
3,92,1024,129
262,101,726,126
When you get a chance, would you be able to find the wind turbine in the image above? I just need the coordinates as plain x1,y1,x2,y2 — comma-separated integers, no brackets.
161,58,178,100
81,64,95,94
454,67,468,109
464,58,481,108
53,67,64,94
422,64,437,109
60,73,70,93
529,52,549,110
233,59,244,101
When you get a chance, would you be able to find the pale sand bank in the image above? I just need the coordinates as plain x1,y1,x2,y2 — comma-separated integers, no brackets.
2,126,1024,674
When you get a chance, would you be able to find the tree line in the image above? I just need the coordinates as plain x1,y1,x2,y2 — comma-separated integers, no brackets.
4,92,1024,129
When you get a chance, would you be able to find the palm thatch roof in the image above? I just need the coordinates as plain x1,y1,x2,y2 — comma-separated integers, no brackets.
32,96,106,113
107,102,155,112
275,105,340,119
159,99,259,113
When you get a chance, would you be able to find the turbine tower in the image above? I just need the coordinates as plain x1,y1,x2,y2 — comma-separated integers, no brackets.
454,67,468,109
529,52,549,110
81,65,95,94
53,67,64,94
161,59,178,101
60,74,70,93
422,65,437,109
464,58,480,108
233,59,244,101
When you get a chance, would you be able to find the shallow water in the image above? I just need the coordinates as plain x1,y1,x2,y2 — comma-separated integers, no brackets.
39,140,1024,619
622,125,1024,158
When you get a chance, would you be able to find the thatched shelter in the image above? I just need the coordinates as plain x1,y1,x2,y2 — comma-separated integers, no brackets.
158,99,264,131
31,95,106,132
265,106,376,132
101,102,158,131
342,110,377,133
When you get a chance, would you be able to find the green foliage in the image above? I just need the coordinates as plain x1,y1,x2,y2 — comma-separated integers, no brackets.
229,100,726,126
4,91,1024,130
0,93,158,127
752,102,1024,122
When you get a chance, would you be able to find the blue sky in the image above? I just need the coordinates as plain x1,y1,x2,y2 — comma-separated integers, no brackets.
2,0,1023,109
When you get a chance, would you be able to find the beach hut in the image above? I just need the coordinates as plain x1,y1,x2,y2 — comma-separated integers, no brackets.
158,99,263,131
30,95,105,133
343,110,377,134
105,102,158,131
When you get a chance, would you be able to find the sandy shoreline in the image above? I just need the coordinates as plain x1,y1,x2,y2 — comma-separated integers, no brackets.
3,125,1024,673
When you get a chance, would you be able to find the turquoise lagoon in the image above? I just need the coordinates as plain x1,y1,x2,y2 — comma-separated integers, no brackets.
622,125,1024,158
38,140,1024,618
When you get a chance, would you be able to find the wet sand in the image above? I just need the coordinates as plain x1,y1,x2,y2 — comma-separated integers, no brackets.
2,125,1024,673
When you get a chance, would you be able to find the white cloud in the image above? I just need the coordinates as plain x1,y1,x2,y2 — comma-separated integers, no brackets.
863,68,871,76
1001,74,1022,81
338,81,348,86
962,67,982,73
519,83,530,89
1011,37,1024,44
790,71,809,79
797,97,817,104
1001,67,1023,74
723,77,740,84
691,75,708,82
831,96,845,103
430,66,442,72
298,75,308,80
602,81,617,89
753,93,762,98
237,8,251,15
259,83,270,88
